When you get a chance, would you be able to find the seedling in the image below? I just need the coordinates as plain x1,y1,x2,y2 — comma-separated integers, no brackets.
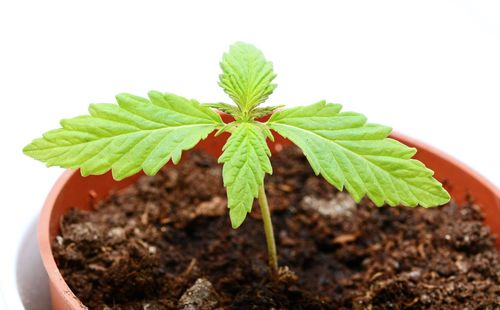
24,42,450,275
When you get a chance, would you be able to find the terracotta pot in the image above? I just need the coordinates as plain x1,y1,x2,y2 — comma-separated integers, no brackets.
38,131,500,309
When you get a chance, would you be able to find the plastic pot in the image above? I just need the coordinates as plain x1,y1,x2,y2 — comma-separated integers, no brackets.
38,132,500,309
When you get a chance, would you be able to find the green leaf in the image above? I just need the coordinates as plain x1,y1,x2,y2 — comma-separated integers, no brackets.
205,102,241,117
250,105,285,119
218,122,272,228
23,92,223,180
268,101,450,207
219,42,277,112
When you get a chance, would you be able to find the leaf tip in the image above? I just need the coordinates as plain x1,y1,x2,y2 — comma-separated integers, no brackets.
22,143,34,155
147,90,163,101
229,208,246,229
59,118,70,129
111,169,127,181
80,169,91,177
429,186,452,207
114,92,128,102
230,41,256,50
172,152,182,165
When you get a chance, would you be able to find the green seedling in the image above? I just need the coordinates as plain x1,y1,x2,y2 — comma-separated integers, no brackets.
24,42,450,275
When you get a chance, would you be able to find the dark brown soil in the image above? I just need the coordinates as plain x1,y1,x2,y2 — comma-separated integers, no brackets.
53,147,500,309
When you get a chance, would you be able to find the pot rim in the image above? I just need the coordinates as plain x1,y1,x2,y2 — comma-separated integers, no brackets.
37,131,500,309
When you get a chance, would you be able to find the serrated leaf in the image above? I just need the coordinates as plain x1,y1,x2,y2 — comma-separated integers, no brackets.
205,102,241,117
24,92,223,180
219,42,277,112
268,101,450,207
250,105,285,119
218,122,272,228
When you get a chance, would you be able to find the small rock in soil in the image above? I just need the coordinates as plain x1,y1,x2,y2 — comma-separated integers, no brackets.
301,192,356,218
178,278,219,310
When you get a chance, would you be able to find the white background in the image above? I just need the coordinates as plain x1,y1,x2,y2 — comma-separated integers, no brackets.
1,1,499,308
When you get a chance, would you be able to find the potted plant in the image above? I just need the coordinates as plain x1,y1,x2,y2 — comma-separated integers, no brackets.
25,43,500,309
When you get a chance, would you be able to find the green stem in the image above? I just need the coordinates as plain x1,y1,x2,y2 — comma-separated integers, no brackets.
257,184,278,275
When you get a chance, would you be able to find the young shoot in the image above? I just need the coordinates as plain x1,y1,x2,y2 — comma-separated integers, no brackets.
23,42,450,275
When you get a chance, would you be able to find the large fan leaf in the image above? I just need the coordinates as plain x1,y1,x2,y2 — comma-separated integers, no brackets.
23,92,223,180
268,101,450,207
218,122,272,228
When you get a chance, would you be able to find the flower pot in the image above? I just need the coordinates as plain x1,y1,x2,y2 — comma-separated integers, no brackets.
38,131,500,309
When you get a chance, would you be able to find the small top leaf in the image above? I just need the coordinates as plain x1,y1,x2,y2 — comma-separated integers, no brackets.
249,105,285,119
218,122,272,228
205,102,241,117
268,101,450,208
23,92,223,180
219,42,277,112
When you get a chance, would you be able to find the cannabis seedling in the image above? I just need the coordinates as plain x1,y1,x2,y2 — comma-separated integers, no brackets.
24,42,450,275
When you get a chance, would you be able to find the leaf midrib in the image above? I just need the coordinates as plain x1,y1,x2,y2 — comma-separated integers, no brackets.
36,123,216,151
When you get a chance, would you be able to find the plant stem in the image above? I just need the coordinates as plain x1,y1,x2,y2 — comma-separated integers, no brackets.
257,184,278,275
